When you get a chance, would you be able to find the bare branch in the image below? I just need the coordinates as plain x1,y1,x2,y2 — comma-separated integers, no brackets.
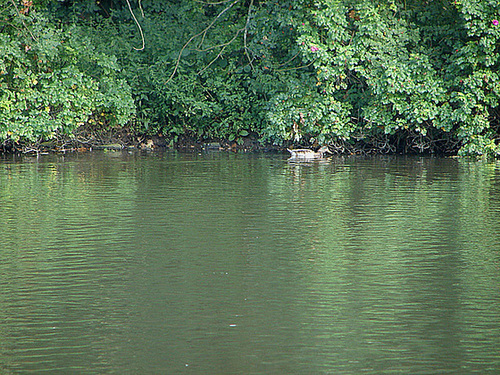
125,0,145,51
198,28,244,75
138,0,144,18
192,0,236,4
275,59,316,73
9,0,37,41
243,0,254,70
165,0,241,85
276,51,301,70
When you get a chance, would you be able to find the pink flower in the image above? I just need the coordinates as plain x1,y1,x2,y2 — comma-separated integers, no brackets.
310,45,319,52
493,19,499,26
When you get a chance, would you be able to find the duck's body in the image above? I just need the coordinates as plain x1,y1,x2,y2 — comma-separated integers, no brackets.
287,146,332,159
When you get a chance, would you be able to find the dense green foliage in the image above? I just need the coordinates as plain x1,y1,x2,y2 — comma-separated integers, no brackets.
1,0,500,155
0,0,135,143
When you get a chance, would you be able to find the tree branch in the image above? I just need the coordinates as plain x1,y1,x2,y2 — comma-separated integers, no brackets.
243,0,254,70
197,28,244,75
9,0,37,41
192,0,236,4
165,0,241,85
125,0,145,51
138,0,144,18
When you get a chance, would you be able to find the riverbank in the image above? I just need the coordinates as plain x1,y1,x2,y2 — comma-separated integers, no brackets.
0,126,461,156
0,127,282,155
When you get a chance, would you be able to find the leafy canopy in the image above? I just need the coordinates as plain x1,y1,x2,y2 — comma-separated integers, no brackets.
1,0,500,155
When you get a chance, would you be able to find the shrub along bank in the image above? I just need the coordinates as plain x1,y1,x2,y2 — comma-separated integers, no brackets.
1,0,500,156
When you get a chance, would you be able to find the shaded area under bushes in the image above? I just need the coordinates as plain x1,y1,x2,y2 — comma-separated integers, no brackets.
0,126,461,156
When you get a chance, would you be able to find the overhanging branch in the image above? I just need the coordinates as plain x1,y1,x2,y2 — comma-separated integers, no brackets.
165,0,241,85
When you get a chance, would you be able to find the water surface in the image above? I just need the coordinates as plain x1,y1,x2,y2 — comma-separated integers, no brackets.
1,152,499,374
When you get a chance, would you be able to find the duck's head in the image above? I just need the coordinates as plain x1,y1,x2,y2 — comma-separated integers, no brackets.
318,146,332,154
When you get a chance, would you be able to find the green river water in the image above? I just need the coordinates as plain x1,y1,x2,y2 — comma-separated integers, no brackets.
1,151,499,374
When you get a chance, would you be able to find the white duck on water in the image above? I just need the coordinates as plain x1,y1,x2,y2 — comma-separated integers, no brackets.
287,146,332,159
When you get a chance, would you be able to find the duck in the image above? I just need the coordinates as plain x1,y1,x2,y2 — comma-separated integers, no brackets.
287,145,332,159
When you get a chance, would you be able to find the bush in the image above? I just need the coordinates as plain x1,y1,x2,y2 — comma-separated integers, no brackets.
0,1,135,144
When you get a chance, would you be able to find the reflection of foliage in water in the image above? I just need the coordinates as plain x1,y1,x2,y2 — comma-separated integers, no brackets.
0,154,500,372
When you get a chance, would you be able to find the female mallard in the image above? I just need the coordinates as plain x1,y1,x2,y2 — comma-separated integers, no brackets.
287,146,332,159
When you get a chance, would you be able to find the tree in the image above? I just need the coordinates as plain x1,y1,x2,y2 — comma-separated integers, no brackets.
1,0,499,155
